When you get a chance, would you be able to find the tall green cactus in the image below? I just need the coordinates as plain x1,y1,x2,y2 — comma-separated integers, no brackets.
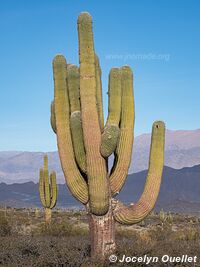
51,12,165,258
39,155,58,224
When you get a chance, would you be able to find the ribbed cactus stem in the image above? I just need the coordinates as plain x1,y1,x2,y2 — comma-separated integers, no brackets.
44,168,51,207
67,65,81,113
95,54,104,131
110,66,135,195
67,64,86,173
39,168,46,207
70,112,87,172
78,12,109,215
101,68,121,157
113,121,165,225
50,171,58,209
44,154,48,170
53,55,88,204
39,155,51,208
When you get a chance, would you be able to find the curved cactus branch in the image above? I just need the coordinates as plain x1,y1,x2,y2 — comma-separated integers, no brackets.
101,68,122,158
113,121,165,225
67,64,86,173
78,12,109,215
42,155,51,208
110,66,135,195
53,55,88,204
70,111,87,173
49,171,58,209
50,101,57,134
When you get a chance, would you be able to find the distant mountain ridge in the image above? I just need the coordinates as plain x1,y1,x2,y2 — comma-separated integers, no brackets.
131,128,200,173
0,165,200,214
1,129,200,184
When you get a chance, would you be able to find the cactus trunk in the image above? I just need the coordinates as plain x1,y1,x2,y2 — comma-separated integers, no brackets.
89,207,115,258
45,208,51,224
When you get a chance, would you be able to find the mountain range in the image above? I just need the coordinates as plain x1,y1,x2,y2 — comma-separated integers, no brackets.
0,165,200,214
0,129,200,184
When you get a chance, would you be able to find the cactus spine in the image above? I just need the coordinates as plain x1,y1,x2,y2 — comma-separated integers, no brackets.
51,12,165,258
39,155,58,224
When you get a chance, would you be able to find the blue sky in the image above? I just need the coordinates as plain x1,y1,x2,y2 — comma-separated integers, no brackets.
0,0,200,151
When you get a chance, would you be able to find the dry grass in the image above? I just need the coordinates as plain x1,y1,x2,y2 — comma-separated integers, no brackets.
0,208,199,266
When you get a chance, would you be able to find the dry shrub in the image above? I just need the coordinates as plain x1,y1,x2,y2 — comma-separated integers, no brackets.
0,211,11,237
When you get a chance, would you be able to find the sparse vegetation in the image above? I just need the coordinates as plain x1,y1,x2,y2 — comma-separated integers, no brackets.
0,208,199,266
159,209,174,226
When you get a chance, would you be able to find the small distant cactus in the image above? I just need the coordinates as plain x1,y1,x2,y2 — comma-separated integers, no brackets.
39,155,58,224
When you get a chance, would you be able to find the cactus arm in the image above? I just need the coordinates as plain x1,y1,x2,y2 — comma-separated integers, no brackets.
67,65,81,113
43,169,51,208
78,12,109,215
43,154,48,170
49,171,58,209
50,101,57,134
113,121,165,225
42,154,51,208
110,66,135,195
39,169,46,207
67,65,86,173
95,54,104,131
100,68,121,158
70,112,87,173
53,54,88,204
